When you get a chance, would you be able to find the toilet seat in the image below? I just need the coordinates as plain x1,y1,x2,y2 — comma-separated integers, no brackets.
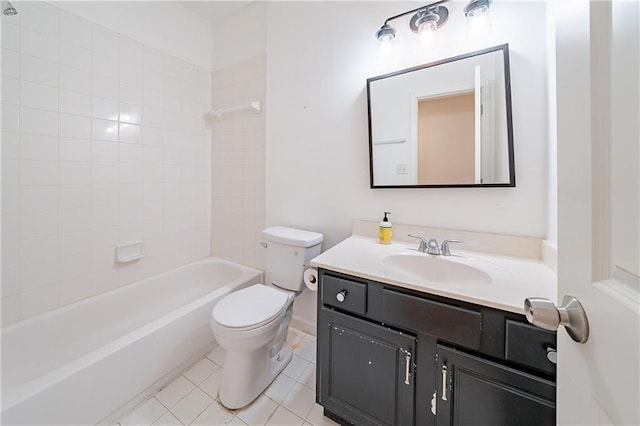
213,284,289,331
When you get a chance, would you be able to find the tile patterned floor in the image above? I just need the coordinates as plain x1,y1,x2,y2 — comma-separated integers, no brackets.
116,328,339,426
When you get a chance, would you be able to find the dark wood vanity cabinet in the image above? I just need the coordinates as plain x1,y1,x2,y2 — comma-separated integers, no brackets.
319,309,416,425
316,269,557,426
436,345,555,426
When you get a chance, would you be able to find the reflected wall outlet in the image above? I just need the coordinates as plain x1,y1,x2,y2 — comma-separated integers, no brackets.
396,164,409,175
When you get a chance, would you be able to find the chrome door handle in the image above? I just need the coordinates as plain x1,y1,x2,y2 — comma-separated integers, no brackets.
524,295,589,343
401,349,412,385
441,364,448,401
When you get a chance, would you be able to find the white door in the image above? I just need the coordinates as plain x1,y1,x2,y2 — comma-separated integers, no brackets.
554,0,639,424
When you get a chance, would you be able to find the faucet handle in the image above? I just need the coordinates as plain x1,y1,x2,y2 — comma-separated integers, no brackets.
441,239,463,256
407,234,428,252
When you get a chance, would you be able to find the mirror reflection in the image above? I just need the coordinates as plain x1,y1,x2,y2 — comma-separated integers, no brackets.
367,44,515,188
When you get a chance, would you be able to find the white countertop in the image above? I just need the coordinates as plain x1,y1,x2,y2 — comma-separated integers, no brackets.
310,235,557,314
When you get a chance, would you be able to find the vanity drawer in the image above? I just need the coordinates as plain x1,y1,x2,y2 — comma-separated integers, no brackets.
382,289,482,350
505,320,557,375
322,274,367,315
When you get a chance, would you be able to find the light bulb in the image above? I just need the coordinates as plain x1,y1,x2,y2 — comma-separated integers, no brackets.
466,5,492,38
418,20,438,47
379,38,393,56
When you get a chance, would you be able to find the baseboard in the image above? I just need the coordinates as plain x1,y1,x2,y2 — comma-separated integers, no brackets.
291,315,316,336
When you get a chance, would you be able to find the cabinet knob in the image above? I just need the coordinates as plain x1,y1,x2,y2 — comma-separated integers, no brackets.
546,346,557,364
336,290,347,302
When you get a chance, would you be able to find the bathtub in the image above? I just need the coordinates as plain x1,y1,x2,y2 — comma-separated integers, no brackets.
1,257,262,425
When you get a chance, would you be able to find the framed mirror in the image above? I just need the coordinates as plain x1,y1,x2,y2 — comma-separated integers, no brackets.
367,44,515,188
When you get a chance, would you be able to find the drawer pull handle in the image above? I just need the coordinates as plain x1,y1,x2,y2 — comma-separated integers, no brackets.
546,346,557,364
336,290,347,302
403,350,412,385
441,364,448,401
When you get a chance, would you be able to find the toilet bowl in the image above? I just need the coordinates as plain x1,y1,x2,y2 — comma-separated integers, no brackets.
211,284,295,409
210,226,323,409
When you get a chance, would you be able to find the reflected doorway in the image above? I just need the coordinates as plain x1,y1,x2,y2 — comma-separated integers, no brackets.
417,92,476,185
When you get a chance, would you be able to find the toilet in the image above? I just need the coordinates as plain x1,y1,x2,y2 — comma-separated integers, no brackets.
210,226,323,409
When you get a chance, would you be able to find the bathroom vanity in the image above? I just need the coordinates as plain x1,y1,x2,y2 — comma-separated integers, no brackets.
311,230,557,426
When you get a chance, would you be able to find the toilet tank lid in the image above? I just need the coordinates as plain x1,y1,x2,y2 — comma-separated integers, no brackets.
262,226,323,247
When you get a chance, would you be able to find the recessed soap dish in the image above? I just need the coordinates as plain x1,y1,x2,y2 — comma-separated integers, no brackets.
115,241,144,263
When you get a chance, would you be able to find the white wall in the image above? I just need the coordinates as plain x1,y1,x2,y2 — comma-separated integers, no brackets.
208,2,267,269
266,0,548,246
54,1,213,71
210,56,266,269
1,2,212,325
265,1,549,327
210,1,267,72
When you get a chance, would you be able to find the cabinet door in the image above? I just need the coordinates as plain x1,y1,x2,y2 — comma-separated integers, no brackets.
436,345,556,426
319,308,416,426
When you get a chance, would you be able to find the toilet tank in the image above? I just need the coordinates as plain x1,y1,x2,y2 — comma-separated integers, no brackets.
261,226,323,292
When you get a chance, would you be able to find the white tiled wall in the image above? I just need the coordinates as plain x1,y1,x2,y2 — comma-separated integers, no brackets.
1,2,212,326
210,56,266,270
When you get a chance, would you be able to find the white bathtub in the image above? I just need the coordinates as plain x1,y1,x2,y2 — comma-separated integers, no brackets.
1,257,262,425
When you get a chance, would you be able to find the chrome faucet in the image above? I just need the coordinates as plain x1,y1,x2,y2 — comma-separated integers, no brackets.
408,235,462,256
426,238,441,255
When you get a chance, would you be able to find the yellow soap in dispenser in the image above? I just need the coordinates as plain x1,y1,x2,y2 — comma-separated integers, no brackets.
379,212,392,244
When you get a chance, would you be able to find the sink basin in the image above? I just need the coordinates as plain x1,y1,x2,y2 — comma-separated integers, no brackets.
382,253,492,285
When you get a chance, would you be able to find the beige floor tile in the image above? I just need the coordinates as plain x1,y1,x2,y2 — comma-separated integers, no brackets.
266,406,304,426
282,355,311,381
183,357,219,385
155,375,195,409
292,337,316,363
199,368,223,399
170,387,213,425
305,404,340,426
191,399,235,425
286,329,305,348
151,411,182,426
264,373,296,404
281,383,315,420
206,345,226,367
297,362,316,390
119,397,167,426
236,395,278,425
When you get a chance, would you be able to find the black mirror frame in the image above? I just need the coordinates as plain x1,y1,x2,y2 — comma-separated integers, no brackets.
367,44,515,188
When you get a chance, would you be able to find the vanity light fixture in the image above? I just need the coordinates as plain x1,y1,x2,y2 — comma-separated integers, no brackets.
2,0,17,15
375,0,494,45
464,0,493,37
412,6,448,46
410,6,449,35
464,0,493,18
375,0,449,45
375,24,396,43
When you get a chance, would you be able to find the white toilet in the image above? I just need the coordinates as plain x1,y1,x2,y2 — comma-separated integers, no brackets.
210,226,323,409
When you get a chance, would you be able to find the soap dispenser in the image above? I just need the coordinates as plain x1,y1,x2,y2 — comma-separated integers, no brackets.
379,212,392,244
